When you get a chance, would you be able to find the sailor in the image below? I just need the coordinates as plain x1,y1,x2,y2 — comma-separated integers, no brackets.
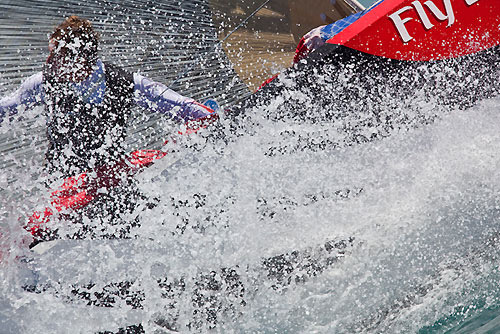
0,16,217,177
255,0,384,91
294,0,384,63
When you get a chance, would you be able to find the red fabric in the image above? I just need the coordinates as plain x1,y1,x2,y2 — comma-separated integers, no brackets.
255,74,279,92
25,113,220,238
293,36,311,64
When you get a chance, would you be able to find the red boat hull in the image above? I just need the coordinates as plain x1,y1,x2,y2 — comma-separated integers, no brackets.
329,0,500,61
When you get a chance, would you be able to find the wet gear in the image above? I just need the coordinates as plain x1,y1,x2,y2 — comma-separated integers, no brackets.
0,59,216,176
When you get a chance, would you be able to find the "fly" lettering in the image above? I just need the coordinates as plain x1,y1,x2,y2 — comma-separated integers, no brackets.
388,0,481,43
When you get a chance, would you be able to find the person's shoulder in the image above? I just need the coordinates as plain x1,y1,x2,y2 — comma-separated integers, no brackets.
103,61,131,77
102,61,120,73
16,71,44,93
102,61,134,86
24,71,43,87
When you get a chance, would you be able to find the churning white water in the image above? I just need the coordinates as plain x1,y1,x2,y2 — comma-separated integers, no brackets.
1,87,500,333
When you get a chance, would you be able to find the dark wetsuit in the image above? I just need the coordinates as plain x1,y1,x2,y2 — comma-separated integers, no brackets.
44,62,134,175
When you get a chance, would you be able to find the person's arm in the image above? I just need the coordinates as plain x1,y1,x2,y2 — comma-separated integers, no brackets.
133,73,215,123
0,72,44,122
294,0,386,64
293,10,368,63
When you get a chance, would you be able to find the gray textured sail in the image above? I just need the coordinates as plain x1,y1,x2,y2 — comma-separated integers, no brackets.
0,0,249,173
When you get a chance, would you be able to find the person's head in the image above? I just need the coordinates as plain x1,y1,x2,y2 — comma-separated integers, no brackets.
46,16,99,82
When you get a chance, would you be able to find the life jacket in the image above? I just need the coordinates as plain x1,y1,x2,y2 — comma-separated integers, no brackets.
43,62,134,176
